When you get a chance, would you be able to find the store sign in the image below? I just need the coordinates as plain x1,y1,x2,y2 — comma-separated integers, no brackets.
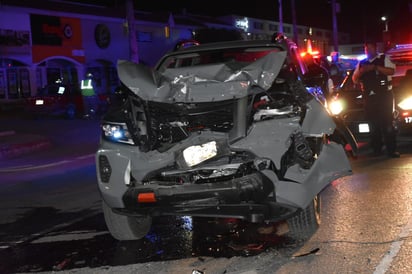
0,29,30,46
30,14,82,46
63,24,73,39
30,14,84,63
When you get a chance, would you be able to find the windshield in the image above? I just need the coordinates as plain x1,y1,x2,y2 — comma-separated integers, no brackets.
38,85,67,96
157,47,283,72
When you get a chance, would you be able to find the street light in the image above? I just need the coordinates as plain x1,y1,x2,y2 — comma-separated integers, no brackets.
381,16,391,51
381,16,388,32
331,0,339,54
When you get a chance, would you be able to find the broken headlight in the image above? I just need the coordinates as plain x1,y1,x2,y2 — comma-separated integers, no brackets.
101,122,134,145
183,141,217,167
328,99,344,115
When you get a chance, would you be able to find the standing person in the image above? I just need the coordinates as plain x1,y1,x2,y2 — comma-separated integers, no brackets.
81,73,98,118
302,53,334,97
352,40,399,158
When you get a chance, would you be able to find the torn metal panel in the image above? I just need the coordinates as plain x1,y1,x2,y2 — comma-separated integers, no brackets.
301,98,335,136
117,51,286,103
277,142,352,208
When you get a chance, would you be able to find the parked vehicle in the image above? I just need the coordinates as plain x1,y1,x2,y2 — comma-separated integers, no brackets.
328,68,412,142
386,43,412,87
393,69,412,135
95,36,355,242
25,82,110,119
328,69,370,142
25,83,84,119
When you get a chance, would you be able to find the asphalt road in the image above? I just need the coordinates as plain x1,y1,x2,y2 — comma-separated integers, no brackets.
2,117,412,274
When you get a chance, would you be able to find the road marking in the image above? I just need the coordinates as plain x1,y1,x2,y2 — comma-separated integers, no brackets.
0,164,34,172
76,154,94,160
0,154,95,173
0,160,71,172
374,214,412,274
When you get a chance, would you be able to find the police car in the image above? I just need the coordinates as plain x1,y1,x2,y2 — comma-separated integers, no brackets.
328,67,412,142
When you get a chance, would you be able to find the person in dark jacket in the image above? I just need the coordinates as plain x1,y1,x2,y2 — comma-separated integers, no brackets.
352,40,399,157
302,53,334,97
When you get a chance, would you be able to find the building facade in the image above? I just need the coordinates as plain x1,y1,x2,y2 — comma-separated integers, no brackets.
0,1,350,103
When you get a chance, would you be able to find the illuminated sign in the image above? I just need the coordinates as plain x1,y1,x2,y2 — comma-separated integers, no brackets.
235,17,249,32
30,14,81,46
30,14,84,63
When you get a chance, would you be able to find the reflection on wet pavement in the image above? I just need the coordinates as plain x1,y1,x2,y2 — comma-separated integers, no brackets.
0,213,295,273
192,217,291,257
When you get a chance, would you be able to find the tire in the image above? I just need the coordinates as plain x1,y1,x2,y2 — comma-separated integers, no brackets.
286,194,321,241
102,200,152,241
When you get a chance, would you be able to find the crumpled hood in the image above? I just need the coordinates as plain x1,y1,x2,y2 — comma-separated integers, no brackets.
117,51,287,103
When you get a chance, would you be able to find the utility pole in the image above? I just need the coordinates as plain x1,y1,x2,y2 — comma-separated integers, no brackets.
291,0,298,45
331,0,339,56
278,0,283,33
126,0,139,63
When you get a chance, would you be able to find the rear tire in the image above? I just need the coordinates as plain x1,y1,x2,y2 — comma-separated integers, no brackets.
286,194,321,241
102,200,152,241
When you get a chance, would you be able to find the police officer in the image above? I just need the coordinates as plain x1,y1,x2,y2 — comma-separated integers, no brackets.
352,40,399,158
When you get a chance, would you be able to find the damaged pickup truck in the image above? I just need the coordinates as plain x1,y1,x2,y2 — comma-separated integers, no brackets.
96,37,356,242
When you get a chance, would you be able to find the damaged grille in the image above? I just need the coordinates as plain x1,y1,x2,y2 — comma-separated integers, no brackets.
143,150,257,185
130,99,236,151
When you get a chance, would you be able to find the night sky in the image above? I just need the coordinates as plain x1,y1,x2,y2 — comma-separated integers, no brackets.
134,0,410,43
67,0,410,43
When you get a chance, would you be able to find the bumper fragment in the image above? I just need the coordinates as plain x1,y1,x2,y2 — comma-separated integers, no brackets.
124,172,275,207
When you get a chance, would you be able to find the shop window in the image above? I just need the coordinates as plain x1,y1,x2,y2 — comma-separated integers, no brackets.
253,22,264,30
269,24,277,32
19,68,30,97
36,68,44,90
46,68,61,84
7,69,18,98
108,67,119,86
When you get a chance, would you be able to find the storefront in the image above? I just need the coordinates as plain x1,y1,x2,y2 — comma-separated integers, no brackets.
0,27,32,99
0,59,31,99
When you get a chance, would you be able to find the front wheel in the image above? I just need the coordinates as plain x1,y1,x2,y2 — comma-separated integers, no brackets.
102,200,152,241
286,194,321,242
